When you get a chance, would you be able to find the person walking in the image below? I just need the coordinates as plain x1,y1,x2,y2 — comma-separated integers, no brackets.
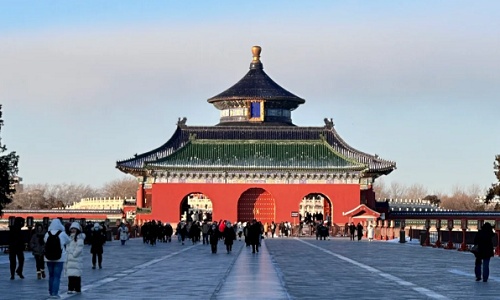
90,223,105,269
30,223,46,279
223,222,236,253
66,222,85,294
45,218,71,299
349,223,356,241
208,221,219,254
9,217,25,280
201,220,210,245
473,222,495,282
367,225,374,242
356,223,364,241
118,222,129,246
248,219,261,253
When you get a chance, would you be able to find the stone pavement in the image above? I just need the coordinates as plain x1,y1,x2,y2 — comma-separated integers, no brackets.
1,237,500,299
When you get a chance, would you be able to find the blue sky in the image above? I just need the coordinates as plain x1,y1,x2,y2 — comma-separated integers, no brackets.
1,1,499,194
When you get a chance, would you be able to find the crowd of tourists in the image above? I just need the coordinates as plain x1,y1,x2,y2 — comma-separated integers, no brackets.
7,216,496,298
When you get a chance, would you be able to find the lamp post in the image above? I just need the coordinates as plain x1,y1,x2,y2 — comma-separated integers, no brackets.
42,217,50,230
8,216,16,228
424,219,431,246
26,217,34,249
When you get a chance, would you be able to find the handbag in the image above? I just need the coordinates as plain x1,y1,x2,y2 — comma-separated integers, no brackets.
470,245,479,254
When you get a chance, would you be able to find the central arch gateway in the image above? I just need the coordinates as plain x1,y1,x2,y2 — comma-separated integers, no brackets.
237,188,275,224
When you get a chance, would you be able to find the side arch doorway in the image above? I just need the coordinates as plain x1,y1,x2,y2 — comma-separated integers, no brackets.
179,192,213,222
237,188,275,224
299,193,333,224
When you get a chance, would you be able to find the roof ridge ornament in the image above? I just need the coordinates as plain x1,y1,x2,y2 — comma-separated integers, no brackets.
324,118,334,129
250,45,263,70
177,117,187,127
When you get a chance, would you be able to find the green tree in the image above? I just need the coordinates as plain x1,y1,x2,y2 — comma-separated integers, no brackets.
423,195,441,206
485,155,500,204
0,105,19,216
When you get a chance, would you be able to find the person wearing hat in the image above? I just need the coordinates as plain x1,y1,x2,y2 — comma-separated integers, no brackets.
66,222,85,294
45,218,71,299
90,223,105,269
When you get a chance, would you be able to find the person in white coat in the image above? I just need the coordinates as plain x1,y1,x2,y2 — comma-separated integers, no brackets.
118,223,129,245
368,225,375,242
66,222,85,294
44,218,71,299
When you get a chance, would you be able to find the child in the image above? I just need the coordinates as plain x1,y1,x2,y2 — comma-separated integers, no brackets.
66,222,85,294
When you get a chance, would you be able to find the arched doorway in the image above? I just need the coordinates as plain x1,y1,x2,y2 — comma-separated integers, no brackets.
299,193,333,224
237,188,275,224
179,192,213,222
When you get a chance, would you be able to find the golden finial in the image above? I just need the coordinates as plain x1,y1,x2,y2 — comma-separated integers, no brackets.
252,46,261,62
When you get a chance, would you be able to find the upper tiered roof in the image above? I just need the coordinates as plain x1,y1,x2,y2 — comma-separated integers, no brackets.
208,46,305,126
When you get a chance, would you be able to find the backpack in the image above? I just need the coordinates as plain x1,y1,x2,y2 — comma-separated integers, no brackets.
45,231,62,260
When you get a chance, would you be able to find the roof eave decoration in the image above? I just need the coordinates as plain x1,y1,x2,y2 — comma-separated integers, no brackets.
342,204,381,219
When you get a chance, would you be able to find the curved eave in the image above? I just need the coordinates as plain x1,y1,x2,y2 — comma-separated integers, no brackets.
116,126,186,173
324,127,397,175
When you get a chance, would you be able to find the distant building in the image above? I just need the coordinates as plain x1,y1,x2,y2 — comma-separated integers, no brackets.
67,197,136,210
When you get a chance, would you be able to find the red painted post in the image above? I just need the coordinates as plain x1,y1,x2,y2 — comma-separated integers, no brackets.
389,220,395,240
459,219,468,251
384,220,389,240
424,219,431,246
445,219,455,250
434,219,442,248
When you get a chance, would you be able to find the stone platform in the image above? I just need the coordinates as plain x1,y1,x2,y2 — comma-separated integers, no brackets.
1,237,499,299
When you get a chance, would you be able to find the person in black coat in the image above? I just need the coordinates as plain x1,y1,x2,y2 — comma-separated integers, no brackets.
473,222,495,282
356,223,364,241
248,219,261,253
349,223,356,241
90,223,106,269
208,221,219,253
165,223,173,243
9,217,25,280
223,222,236,253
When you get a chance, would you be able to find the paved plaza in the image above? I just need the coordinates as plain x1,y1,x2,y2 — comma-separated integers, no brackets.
1,236,500,299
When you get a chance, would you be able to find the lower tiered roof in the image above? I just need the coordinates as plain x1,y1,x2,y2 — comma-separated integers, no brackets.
116,123,396,176
146,139,365,171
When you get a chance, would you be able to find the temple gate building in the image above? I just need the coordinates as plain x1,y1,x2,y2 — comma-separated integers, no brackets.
116,46,396,225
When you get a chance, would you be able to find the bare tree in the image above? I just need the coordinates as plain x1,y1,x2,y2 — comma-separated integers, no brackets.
372,178,389,199
100,177,138,198
9,183,99,209
388,181,407,199
440,184,485,211
405,183,428,200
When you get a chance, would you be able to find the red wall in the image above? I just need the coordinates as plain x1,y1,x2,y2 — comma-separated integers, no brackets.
148,183,360,225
